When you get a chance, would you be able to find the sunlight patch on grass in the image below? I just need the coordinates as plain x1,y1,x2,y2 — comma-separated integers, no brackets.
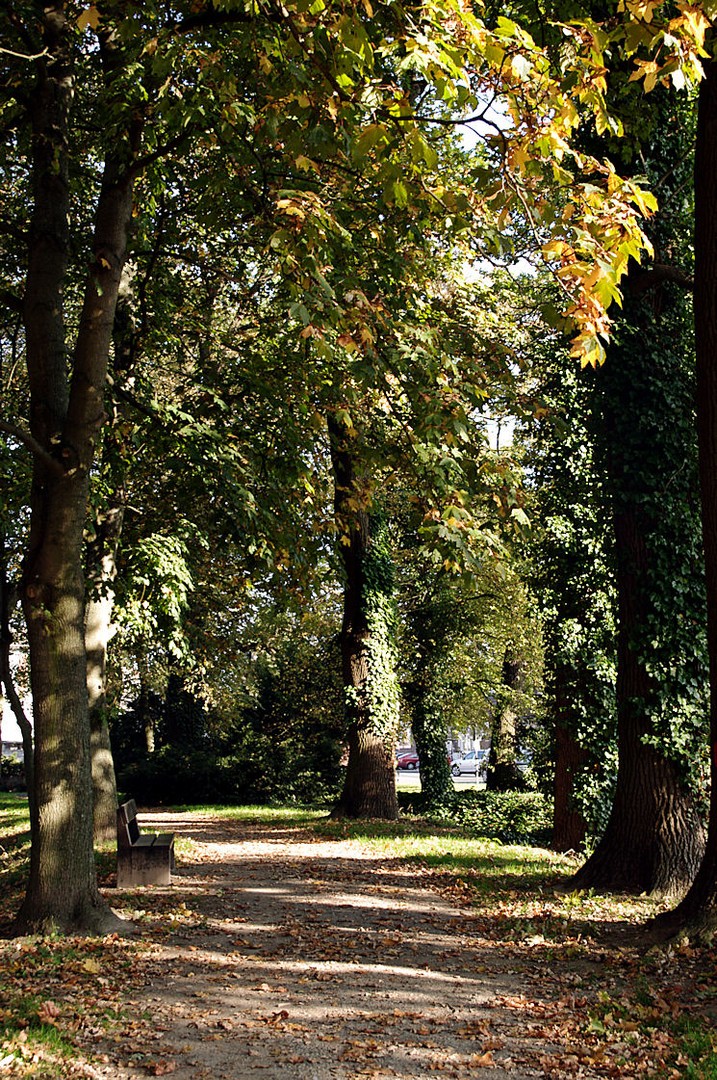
173,804,327,824
0,792,30,833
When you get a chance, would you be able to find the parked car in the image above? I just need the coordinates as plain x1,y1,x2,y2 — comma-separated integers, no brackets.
451,749,488,777
396,751,420,770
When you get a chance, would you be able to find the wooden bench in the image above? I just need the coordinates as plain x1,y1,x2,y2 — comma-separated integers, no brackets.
116,799,175,888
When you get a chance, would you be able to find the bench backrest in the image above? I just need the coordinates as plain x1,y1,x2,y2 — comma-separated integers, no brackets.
117,799,140,848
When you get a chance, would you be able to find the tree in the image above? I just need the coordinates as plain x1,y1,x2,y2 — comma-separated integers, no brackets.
561,72,708,899
657,57,717,934
0,0,664,931
328,421,401,819
523,347,618,852
9,3,143,934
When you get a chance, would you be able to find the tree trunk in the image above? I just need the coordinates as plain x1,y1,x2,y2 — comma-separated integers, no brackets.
404,589,455,808
552,707,588,854
0,532,35,823
139,668,157,754
411,694,453,807
572,505,705,899
660,61,717,934
487,648,525,792
86,504,123,844
328,415,398,820
14,9,139,934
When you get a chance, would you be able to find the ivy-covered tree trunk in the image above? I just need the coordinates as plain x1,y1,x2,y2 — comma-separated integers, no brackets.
14,10,139,934
566,81,707,901
329,416,399,820
410,691,453,808
403,589,455,809
486,647,525,793
571,502,704,896
661,61,717,935
572,296,706,898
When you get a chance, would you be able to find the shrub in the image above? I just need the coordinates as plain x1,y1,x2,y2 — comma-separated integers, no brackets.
0,756,26,792
116,744,344,808
398,788,553,845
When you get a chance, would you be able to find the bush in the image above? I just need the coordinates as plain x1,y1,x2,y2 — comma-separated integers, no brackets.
0,756,26,792
116,744,344,808
398,788,553,845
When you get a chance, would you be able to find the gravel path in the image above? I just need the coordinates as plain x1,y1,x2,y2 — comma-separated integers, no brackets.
103,813,570,1079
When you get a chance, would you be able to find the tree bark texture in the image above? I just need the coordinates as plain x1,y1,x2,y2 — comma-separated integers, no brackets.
664,61,717,933
15,8,139,934
572,506,705,899
328,415,398,820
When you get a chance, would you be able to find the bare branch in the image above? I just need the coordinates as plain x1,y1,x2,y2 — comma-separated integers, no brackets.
0,45,48,60
0,420,66,476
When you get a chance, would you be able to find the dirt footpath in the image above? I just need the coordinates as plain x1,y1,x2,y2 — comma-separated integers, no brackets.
100,813,579,1080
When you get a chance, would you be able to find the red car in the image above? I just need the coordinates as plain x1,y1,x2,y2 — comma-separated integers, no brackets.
396,751,420,770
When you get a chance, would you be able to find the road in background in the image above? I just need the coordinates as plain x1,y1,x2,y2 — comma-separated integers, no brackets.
396,770,486,791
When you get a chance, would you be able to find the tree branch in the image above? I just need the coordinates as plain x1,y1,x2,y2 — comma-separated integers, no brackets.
0,420,66,477
171,6,261,35
627,263,694,296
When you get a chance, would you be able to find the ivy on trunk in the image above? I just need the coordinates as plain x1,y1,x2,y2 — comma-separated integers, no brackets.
329,415,399,820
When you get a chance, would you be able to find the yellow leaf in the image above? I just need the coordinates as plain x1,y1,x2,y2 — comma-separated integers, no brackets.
682,6,710,47
77,5,100,31
337,334,359,353
295,154,320,174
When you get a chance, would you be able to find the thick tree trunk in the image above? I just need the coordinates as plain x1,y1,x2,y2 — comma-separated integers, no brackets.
14,9,139,934
572,505,705,899
661,61,717,935
328,415,398,820
86,505,123,844
572,728,704,899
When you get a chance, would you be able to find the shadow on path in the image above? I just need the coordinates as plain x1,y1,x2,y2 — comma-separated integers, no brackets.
100,813,624,1080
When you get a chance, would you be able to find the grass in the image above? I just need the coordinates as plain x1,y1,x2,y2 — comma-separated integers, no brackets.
674,1019,717,1080
167,802,327,824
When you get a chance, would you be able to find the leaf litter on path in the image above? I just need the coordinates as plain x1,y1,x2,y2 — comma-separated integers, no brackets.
2,812,717,1078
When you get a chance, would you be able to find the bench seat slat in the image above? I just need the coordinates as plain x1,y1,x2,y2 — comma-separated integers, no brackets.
133,835,156,848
